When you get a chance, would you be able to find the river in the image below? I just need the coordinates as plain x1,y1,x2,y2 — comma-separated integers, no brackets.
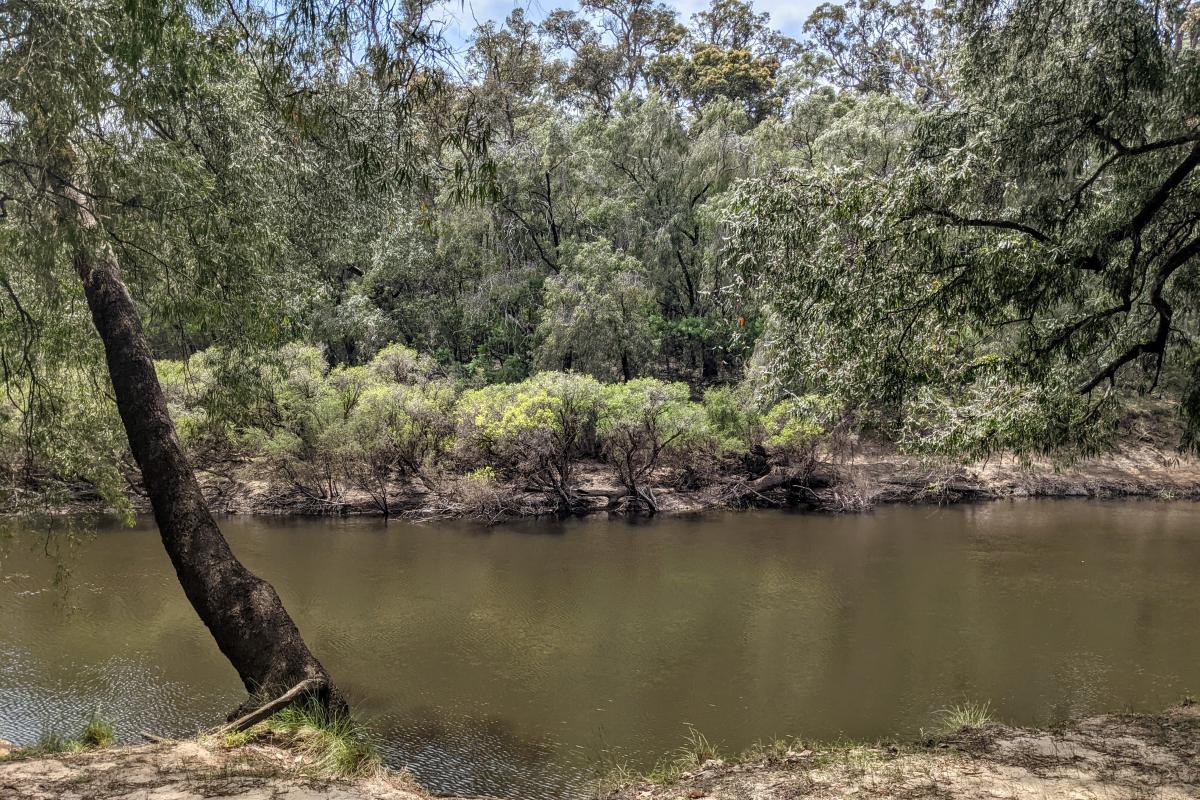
1,500,1198,798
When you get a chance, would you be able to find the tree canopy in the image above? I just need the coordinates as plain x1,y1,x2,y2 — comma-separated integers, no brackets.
3,0,1200,496
731,0,1200,456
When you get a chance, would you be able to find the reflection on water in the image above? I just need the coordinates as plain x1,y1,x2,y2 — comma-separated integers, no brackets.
2,501,1199,799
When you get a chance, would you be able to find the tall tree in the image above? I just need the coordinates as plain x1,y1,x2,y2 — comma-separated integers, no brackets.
542,0,685,112
0,0,479,712
803,0,949,106
731,0,1200,456
651,0,799,121
0,0,345,711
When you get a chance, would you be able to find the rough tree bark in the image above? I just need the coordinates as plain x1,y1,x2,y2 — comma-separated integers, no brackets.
54,164,344,718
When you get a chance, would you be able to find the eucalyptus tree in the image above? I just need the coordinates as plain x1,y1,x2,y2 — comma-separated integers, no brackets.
467,9,549,144
575,92,752,378
803,0,949,107
650,0,799,121
0,0,476,714
731,0,1200,456
536,239,658,380
541,0,685,112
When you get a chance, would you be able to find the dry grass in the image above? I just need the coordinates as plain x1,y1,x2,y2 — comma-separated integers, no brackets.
604,705,1200,800
219,700,381,780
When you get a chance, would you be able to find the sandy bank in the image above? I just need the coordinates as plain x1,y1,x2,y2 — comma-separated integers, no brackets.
0,737,439,800
608,704,1200,800
4,705,1198,799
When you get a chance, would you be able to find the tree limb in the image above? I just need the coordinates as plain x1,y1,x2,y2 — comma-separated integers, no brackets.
218,678,327,735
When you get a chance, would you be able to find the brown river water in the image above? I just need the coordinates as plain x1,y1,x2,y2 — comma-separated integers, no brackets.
1,500,1198,798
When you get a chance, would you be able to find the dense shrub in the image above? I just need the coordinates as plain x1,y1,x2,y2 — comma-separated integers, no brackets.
762,394,844,473
340,379,457,513
248,345,457,509
702,384,764,452
456,371,603,511
7,338,840,517
598,379,711,513
368,343,439,384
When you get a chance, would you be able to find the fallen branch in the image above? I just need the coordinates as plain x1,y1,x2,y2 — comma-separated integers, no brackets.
724,468,804,505
218,678,326,735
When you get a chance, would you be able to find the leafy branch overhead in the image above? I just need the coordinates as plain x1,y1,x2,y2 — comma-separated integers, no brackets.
730,0,1200,456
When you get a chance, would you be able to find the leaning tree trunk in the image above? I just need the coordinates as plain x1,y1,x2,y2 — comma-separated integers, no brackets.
54,169,343,717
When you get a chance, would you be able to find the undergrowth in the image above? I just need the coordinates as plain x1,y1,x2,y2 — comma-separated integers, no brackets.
0,714,115,761
928,700,995,737
221,701,380,779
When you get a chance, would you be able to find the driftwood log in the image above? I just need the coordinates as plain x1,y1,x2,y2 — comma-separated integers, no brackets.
218,678,327,735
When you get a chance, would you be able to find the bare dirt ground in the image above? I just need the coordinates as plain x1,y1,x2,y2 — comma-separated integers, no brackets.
0,738,433,800
609,704,1200,800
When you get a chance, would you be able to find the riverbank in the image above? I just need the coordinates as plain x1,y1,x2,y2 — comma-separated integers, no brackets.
193,425,1200,518
15,401,1200,520
0,736,430,800
3,705,1198,799
608,703,1200,800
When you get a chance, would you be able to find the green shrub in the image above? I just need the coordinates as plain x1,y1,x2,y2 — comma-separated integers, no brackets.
340,380,457,513
255,345,351,504
762,394,842,468
456,372,602,512
368,343,438,384
702,384,764,453
598,379,710,512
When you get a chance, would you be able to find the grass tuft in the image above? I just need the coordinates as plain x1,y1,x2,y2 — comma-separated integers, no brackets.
591,760,636,799
79,715,115,749
679,725,720,764
931,700,995,735
34,732,71,755
263,701,380,779
1,716,116,761
644,725,722,785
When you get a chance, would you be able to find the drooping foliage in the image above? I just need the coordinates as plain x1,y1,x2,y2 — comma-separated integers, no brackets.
732,0,1200,456
4,0,1200,517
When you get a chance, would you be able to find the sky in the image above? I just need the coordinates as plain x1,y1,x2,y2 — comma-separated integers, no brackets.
436,0,825,48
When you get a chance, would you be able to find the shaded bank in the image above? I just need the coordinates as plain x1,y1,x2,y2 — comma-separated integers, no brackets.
186,431,1200,519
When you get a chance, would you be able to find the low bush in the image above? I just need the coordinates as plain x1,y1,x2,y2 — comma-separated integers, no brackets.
456,371,603,512
598,379,712,513
341,379,457,513
762,394,845,474
702,384,764,453
0,338,847,518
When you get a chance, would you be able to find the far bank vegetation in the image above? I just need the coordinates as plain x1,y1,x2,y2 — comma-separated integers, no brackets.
0,342,846,519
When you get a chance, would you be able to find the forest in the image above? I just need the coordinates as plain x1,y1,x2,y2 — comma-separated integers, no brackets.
0,0,1198,522
2,1,1200,798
